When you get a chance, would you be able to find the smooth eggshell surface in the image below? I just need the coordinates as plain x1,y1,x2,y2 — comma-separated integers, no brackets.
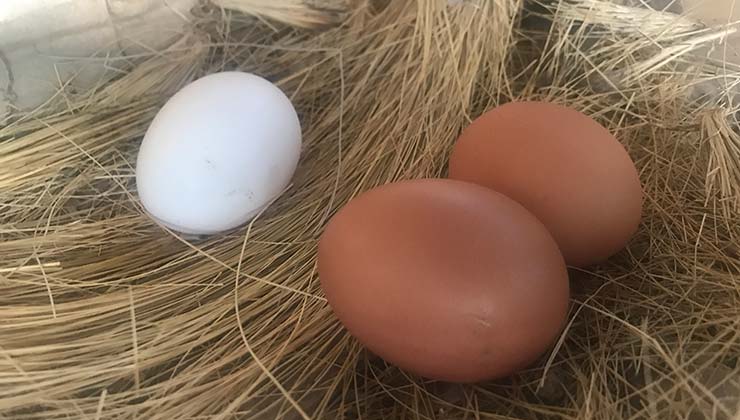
318,179,570,383
136,72,301,234
449,101,642,267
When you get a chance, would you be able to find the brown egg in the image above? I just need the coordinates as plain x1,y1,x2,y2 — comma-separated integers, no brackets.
318,179,569,383
449,101,642,267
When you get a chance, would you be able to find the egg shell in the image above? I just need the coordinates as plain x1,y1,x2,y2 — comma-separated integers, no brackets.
318,179,570,383
449,101,642,267
682,0,740,26
136,71,301,235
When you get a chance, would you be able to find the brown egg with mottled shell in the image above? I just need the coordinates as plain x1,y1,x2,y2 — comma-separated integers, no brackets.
449,101,642,267
318,179,569,383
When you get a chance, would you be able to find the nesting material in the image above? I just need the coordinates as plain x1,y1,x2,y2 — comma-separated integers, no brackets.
0,1,739,419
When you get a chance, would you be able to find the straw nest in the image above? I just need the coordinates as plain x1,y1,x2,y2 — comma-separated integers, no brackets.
1,0,739,418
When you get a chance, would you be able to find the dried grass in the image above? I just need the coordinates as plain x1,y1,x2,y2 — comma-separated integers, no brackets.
1,0,739,418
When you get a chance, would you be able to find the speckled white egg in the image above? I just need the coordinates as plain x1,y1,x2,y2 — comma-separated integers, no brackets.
136,71,301,234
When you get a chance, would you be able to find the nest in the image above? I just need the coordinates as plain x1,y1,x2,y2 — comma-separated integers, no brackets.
1,0,739,418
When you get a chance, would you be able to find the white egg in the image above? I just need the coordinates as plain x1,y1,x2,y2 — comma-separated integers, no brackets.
135,71,301,234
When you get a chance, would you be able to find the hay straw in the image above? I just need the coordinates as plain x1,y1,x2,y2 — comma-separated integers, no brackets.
1,0,739,418
210,0,350,28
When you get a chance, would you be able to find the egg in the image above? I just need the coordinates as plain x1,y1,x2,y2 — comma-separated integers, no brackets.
449,101,642,267
318,179,569,383
136,71,301,234
682,0,740,72
682,0,740,27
